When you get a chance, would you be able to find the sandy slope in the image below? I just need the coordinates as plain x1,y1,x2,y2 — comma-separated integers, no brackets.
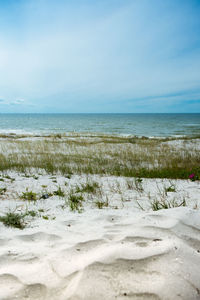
0,174,200,300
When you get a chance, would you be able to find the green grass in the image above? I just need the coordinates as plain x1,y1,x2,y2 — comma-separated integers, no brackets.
0,187,7,195
20,190,37,201
25,210,37,217
164,185,176,194
151,198,186,211
75,181,100,194
68,193,84,212
0,135,199,179
0,212,25,229
95,198,109,209
134,177,144,192
53,186,65,197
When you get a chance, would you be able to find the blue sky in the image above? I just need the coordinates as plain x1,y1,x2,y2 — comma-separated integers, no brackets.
0,0,200,113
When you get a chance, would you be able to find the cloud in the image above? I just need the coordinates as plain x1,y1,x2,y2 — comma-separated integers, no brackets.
11,99,25,105
0,0,199,112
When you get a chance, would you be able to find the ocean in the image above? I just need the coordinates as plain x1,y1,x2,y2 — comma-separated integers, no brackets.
0,113,199,137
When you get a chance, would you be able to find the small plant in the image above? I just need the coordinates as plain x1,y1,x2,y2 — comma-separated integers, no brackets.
24,174,31,178
0,178,4,181
95,198,109,209
38,208,45,213
42,215,49,220
0,187,7,195
21,189,37,201
134,177,144,192
4,175,11,179
25,210,37,217
0,212,25,229
65,174,72,179
164,185,176,194
33,175,39,180
53,186,65,197
126,179,134,189
75,181,100,194
108,181,122,193
68,193,84,212
151,197,186,211
151,199,165,211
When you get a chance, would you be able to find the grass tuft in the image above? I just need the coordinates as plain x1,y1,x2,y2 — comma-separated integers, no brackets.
75,181,100,194
0,187,7,195
151,197,186,211
68,193,84,212
20,190,37,201
53,186,65,197
0,212,25,229
95,198,109,209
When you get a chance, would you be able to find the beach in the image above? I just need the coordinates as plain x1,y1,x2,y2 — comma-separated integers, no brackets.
1,0,200,296
0,134,200,299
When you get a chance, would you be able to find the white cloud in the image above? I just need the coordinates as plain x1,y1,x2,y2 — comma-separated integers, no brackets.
0,0,199,111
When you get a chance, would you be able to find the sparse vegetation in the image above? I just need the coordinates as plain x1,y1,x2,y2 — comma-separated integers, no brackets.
4,175,12,179
134,177,144,192
151,197,186,211
68,193,84,212
25,210,37,217
0,187,7,195
126,179,134,189
75,181,100,194
21,190,37,201
0,134,199,179
164,185,176,194
0,212,25,229
95,198,109,209
53,186,65,197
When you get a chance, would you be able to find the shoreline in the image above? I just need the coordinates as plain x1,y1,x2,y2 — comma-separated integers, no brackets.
0,130,200,139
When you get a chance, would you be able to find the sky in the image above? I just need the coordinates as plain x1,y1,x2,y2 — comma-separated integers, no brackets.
0,0,200,113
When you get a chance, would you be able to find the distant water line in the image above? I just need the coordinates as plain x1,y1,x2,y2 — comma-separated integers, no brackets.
0,113,200,137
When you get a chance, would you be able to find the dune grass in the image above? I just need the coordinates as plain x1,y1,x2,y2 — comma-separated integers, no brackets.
0,212,25,229
0,134,199,179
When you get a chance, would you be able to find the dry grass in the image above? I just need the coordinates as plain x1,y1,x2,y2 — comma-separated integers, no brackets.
0,134,199,179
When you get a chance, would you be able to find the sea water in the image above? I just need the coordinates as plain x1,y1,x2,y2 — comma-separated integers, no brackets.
0,113,199,137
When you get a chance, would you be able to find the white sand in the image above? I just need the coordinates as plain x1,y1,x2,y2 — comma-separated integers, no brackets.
0,173,200,299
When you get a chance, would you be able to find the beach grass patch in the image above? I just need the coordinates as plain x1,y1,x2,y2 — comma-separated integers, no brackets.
95,198,109,209
0,135,199,180
75,181,100,194
53,186,65,197
151,197,186,211
0,187,7,195
0,212,25,229
68,193,84,212
21,190,37,201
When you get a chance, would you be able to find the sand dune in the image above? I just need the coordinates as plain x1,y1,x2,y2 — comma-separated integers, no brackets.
0,175,200,299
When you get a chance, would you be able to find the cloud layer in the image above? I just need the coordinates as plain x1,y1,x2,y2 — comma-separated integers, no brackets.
0,0,200,112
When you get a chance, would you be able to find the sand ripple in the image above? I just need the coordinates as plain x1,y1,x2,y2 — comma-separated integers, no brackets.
0,208,200,299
